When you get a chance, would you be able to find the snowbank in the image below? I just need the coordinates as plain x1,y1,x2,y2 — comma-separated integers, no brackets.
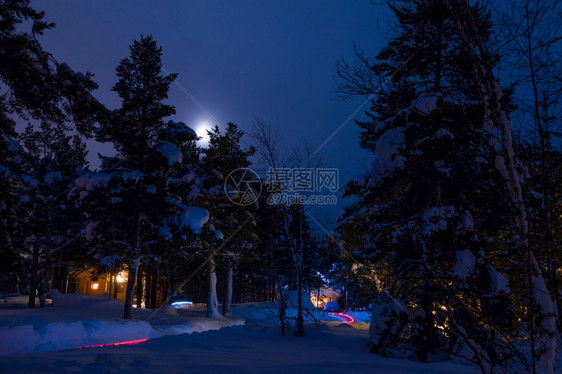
0,319,154,356
0,294,243,356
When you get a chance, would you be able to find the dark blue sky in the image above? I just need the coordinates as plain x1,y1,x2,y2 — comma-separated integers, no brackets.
33,0,391,226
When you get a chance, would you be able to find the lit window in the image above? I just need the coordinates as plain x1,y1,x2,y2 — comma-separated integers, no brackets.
116,272,126,283
91,283,99,290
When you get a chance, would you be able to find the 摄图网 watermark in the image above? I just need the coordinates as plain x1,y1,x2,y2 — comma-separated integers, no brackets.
224,167,339,206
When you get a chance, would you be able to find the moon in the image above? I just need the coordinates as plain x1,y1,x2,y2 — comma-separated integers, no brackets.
194,121,212,146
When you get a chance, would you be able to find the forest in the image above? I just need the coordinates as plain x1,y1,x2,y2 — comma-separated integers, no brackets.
0,0,561,373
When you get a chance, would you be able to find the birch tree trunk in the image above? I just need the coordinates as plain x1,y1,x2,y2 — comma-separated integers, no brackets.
207,254,219,317
27,244,39,309
444,1,557,371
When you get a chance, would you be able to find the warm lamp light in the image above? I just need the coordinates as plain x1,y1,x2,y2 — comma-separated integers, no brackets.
91,283,99,290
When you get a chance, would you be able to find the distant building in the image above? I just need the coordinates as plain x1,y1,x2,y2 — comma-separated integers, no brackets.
68,268,165,307
70,269,127,301
310,287,340,308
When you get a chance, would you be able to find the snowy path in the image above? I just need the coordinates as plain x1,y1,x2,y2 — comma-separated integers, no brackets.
0,323,479,374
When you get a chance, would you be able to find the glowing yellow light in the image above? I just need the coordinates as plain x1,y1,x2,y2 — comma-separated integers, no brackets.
116,272,126,283
91,283,99,290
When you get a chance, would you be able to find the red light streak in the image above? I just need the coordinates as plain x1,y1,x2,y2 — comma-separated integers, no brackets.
329,312,355,323
80,338,149,349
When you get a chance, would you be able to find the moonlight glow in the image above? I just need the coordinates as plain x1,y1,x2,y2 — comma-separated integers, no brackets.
195,121,213,145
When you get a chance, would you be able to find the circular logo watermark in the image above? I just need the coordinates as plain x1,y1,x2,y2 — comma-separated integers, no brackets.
224,168,262,206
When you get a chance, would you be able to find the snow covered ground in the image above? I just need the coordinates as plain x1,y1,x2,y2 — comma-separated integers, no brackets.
0,294,483,373
0,294,243,356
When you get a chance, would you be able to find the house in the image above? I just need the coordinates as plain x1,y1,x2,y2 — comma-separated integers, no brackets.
68,268,166,307
71,269,127,301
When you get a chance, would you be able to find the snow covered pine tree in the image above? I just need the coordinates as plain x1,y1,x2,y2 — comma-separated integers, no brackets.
336,1,536,371
0,0,102,305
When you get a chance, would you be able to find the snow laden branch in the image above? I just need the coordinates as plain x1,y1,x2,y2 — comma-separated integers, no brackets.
443,1,557,372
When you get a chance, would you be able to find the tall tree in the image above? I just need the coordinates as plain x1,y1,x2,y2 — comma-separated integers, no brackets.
75,35,181,319
0,0,103,137
252,119,322,337
336,1,529,370
497,0,562,331
443,0,557,370
0,0,102,301
201,123,256,317
19,122,89,308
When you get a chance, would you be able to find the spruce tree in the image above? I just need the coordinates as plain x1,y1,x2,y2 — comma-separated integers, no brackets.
200,123,256,317
337,0,517,367
0,0,101,295
18,122,88,307
0,0,103,135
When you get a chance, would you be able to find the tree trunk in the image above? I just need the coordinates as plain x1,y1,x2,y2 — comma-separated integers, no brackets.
107,270,113,298
53,253,62,291
150,266,158,309
111,272,118,299
123,258,139,320
136,263,143,308
522,0,562,336
276,277,286,337
60,263,68,293
207,255,219,317
295,268,304,337
222,257,233,315
144,265,152,308
27,245,39,309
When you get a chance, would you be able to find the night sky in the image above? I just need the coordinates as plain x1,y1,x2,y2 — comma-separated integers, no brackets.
32,0,391,225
